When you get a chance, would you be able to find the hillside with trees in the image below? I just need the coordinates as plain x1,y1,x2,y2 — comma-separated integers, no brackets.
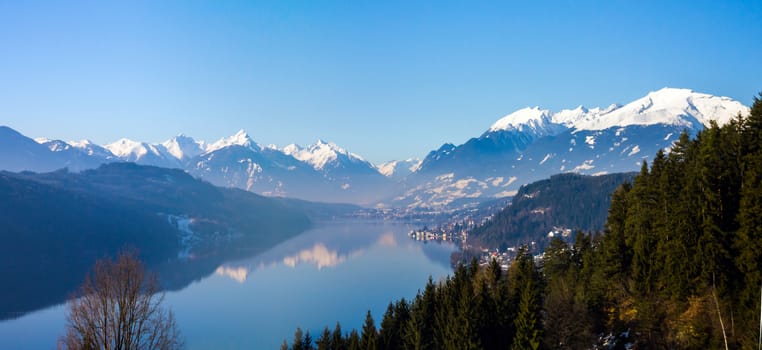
469,172,636,250
0,163,342,320
282,92,762,349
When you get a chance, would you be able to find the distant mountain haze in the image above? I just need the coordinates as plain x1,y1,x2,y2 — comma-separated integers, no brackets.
0,88,749,208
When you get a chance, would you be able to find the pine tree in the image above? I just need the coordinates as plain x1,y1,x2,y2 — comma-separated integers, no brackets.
331,322,346,350
302,331,314,350
735,152,762,347
378,303,400,350
403,280,435,350
347,329,360,350
316,327,332,350
511,247,543,350
359,310,377,350
292,328,304,350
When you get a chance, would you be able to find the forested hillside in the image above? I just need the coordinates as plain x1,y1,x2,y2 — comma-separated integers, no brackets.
0,163,317,319
283,92,762,349
469,172,636,250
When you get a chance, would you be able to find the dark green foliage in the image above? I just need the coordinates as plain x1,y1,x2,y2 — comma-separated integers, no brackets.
378,300,409,350
302,331,314,350
332,323,347,350
286,93,762,350
285,253,545,350
359,311,377,350
292,328,304,350
585,95,762,348
511,248,543,350
470,172,636,250
316,327,331,350
347,330,360,350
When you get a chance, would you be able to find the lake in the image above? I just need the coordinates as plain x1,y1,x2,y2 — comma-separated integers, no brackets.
0,220,456,349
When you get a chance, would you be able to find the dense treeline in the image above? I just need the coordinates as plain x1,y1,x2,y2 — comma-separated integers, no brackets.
470,172,636,250
590,93,762,348
281,248,547,350
283,93,762,349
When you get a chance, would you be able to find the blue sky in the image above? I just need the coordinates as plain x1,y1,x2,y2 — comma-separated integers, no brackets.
1,1,760,164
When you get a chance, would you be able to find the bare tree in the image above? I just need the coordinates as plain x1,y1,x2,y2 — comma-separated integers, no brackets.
59,251,183,350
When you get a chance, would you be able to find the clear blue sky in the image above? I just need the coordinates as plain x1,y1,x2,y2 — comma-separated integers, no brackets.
1,0,760,164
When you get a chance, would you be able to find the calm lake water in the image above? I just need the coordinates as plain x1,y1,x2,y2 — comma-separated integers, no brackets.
0,220,455,349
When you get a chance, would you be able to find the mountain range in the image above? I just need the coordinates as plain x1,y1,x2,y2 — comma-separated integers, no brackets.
0,87,749,208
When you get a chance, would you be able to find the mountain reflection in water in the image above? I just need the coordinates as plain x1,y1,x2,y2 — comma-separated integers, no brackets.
0,219,455,350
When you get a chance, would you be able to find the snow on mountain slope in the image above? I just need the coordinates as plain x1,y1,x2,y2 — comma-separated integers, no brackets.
207,129,259,152
572,88,748,131
488,88,747,134
161,134,207,160
285,139,369,171
68,140,117,159
394,87,751,209
377,158,422,178
488,107,566,136
0,127,107,172
106,138,156,159
2,87,751,208
35,138,72,152
105,138,180,167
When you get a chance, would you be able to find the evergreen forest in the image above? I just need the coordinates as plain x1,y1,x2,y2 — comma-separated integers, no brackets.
282,93,762,349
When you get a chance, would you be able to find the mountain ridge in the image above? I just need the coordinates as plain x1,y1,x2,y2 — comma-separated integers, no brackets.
1,87,750,207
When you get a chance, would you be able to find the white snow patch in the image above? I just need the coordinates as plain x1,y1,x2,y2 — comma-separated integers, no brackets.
494,190,518,198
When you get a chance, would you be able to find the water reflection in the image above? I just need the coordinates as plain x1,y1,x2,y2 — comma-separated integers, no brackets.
376,232,397,247
214,266,249,283
283,243,352,269
0,220,456,350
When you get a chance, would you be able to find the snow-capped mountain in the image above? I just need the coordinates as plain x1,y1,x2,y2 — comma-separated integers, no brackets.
207,129,259,153
161,134,207,161
68,139,118,160
392,88,749,208
285,140,366,171
377,158,422,180
105,138,181,168
0,128,109,172
186,137,390,204
0,87,751,208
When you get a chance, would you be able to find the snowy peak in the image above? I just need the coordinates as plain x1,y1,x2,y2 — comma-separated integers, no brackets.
377,158,422,178
571,87,748,131
105,138,165,161
161,134,207,160
207,129,259,153
289,139,367,171
486,88,749,135
282,143,303,156
68,139,115,159
35,138,72,152
489,107,554,132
